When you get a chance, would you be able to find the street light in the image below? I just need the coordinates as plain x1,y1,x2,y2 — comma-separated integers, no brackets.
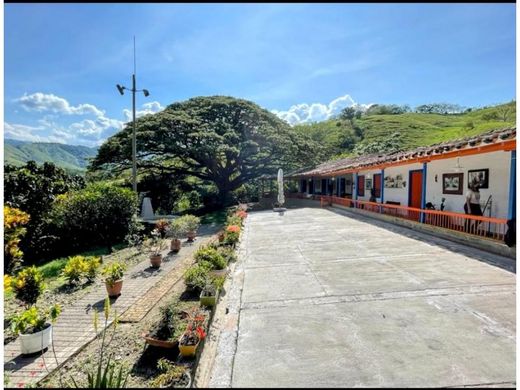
116,37,149,195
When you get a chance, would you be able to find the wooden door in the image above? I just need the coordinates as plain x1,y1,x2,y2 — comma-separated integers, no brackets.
357,175,365,197
409,170,423,220
373,174,381,199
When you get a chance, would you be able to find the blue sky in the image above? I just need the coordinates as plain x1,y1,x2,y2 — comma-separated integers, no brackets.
4,3,516,146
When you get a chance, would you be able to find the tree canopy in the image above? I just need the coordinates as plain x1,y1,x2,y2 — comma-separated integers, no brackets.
89,96,324,204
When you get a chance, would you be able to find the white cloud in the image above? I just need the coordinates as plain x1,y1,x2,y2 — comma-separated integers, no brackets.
273,94,372,125
4,122,46,142
123,101,164,122
16,92,105,117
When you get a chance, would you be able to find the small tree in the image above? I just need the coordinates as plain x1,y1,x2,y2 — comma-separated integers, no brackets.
4,206,30,273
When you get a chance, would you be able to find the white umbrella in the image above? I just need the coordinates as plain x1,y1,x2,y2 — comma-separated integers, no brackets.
277,168,285,206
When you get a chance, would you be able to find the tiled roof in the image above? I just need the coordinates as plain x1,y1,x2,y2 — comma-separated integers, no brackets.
289,127,516,177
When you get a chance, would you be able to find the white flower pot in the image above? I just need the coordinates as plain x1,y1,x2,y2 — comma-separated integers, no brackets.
19,324,53,355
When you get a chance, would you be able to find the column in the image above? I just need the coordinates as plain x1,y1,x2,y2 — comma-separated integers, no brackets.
420,162,427,223
508,150,516,220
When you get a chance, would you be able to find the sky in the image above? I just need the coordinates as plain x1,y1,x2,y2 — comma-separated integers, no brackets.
4,3,516,147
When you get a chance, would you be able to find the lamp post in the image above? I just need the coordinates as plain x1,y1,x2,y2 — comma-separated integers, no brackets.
116,37,149,195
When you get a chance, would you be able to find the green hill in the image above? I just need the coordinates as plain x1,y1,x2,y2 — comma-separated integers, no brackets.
4,139,97,173
293,101,516,160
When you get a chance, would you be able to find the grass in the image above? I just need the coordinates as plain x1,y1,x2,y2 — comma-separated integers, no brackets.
294,101,516,159
200,209,228,226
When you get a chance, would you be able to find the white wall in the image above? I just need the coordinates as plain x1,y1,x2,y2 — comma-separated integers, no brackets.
426,150,512,219
382,163,423,206
355,169,384,201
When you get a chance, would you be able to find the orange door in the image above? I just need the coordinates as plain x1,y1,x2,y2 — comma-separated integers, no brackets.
373,174,381,198
357,175,365,197
409,170,423,220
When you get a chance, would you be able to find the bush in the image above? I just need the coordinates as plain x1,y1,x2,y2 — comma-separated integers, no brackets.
218,246,237,263
4,206,30,273
183,264,210,290
176,214,200,233
50,183,138,252
11,266,45,306
194,247,227,270
226,215,243,227
11,304,61,335
223,225,240,245
61,256,101,285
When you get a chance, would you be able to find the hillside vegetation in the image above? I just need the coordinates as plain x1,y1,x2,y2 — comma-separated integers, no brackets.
4,139,97,173
293,101,516,160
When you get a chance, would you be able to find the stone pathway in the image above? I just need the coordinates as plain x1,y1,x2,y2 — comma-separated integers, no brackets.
4,225,219,388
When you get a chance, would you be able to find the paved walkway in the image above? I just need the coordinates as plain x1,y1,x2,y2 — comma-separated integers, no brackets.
4,225,219,388
209,207,516,387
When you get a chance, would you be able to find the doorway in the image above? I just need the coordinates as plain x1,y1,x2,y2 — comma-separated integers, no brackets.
408,170,423,220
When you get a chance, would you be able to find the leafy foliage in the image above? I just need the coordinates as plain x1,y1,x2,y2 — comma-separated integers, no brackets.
49,182,137,252
4,161,85,263
11,266,45,307
89,96,325,205
10,304,61,335
194,246,227,270
352,132,404,156
183,263,211,290
150,359,189,388
61,256,101,285
102,262,127,286
176,214,201,233
4,206,30,273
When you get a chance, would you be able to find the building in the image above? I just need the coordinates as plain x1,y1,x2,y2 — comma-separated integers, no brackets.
286,127,516,247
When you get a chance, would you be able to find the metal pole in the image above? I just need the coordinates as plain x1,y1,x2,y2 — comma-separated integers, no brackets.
132,73,137,194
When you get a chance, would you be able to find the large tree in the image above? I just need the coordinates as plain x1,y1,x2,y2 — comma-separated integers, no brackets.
89,96,324,205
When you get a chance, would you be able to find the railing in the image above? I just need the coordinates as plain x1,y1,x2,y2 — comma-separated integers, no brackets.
318,195,508,242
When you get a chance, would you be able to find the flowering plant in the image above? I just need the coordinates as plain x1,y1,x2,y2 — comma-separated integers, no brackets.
235,210,247,219
179,309,206,346
226,225,240,233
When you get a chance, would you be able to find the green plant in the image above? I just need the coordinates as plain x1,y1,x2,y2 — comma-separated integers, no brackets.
125,214,146,249
154,219,170,238
61,256,88,285
194,247,227,270
183,264,210,290
11,266,45,307
10,304,61,335
69,297,128,388
4,206,30,273
85,257,102,283
177,214,200,233
150,359,189,388
145,229,167,256
102,262,127,287
218,246,237,263
166,218,187,240
226,215,243,227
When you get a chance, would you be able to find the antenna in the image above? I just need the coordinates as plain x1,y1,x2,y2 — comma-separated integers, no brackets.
133,35,136,75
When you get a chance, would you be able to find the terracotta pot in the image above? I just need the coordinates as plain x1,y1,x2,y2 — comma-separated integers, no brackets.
105,279,123,297
150,254,162,268
142,333,178,348
186,230,196,242
170,238,181,252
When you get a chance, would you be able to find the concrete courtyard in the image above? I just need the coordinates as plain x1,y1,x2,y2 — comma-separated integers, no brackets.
224,207,516,388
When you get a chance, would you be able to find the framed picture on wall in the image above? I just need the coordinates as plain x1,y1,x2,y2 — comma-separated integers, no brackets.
442,173,464,195
468,168,489,189
365,178,372,190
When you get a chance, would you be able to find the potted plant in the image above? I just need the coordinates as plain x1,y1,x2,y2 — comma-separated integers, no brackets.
143,305,179,348
223,225,241,246
178,215,201,242
194,247,228,278
199,276,224,307
102,262,127,297
183,263,210,293
11,304,61,355
150,358,192,388
147,229,168,268
178,309,206,358
167,219,187,253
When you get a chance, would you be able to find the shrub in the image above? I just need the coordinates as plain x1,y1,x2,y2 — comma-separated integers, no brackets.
226,215,243,227
61,256,88,285
84,257,102,282
183,264,210,290
125,214,146,249
4,206,30,273
11,266,45,307
102,262,127,286
218,246,237,263
50,182,138,253
223,225,240,245
176,214,200,233
11,304,61,335
194,247,227,270
145,229,167,256
150,359,189,388
166,218,187,240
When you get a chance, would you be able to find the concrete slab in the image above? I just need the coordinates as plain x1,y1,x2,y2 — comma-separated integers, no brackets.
209,207,516,388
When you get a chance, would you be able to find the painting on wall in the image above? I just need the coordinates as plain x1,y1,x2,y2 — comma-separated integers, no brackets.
468,168,489,189
384,174,406,188
365,178,372,190
442,173,464,195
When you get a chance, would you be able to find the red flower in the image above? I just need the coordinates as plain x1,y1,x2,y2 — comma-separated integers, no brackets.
235,210,247,219
30,371,37,377
226,225,240,233
17,383,25,388
196,326,206,340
